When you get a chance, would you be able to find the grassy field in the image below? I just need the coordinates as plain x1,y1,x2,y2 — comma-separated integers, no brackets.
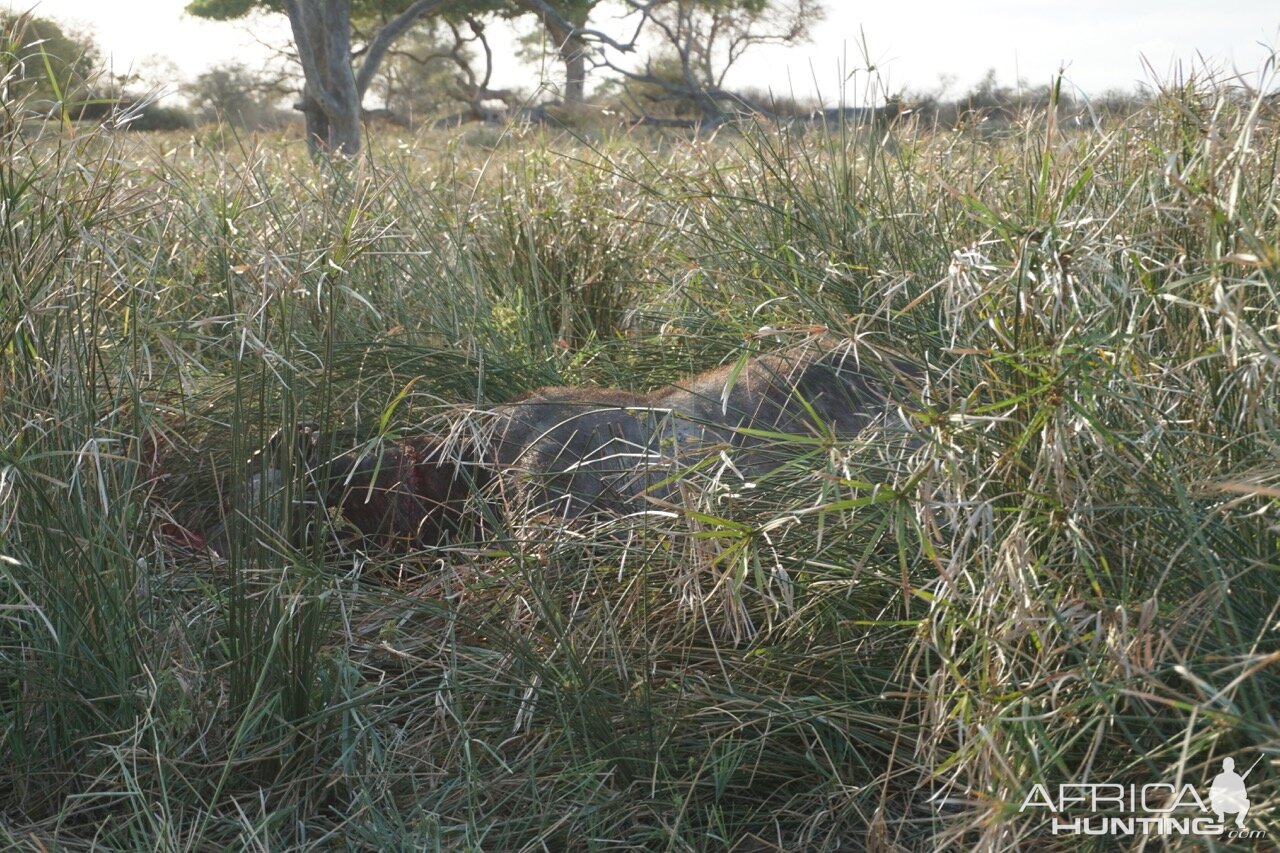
2,69,1279,850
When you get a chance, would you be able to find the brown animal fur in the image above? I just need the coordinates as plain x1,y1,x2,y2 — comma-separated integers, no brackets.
214,336,919,553
322,437,488,548
210,429,487,555
487,335,919,525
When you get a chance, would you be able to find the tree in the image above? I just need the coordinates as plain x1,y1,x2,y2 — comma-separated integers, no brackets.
357,0,611,110
188,0,616,153
187,0,813,153
359,12,520,124
513,0,599,106
184,63,292,127
515,0,821,124
366,22,469,120
189,0,463,155
610,0,822,124
1,12,102,114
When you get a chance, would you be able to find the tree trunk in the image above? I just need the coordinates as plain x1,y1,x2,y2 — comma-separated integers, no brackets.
518,1,590,107
560,39,587,106
284,0,362,157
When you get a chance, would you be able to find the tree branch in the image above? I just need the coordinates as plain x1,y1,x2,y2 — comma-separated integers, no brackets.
283,0,329,112
355,0,453,99
467,17,494,94
513,0,643,54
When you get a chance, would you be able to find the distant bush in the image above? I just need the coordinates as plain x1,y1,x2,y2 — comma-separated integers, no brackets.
119,100,196,131
904,68,1150,130
183,63,293,130
1,12,197,131
0,11,99,103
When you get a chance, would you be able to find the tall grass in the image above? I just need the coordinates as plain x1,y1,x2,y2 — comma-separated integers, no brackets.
2,25,1278,848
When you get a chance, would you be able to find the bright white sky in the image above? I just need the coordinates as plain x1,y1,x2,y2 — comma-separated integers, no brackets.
9,0,1280,105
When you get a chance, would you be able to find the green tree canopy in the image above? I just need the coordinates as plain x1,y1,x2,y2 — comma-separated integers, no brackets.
1,12,102,105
